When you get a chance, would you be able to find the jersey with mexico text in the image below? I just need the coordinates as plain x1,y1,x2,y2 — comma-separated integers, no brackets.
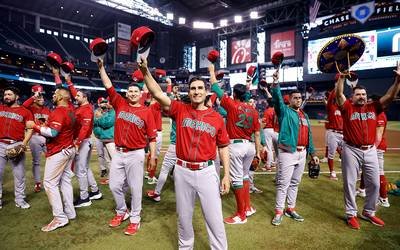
169,100,230,162
107,87,157,149
0,105,33,141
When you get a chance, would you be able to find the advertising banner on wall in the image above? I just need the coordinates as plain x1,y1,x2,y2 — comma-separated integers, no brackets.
199,46,214,68
117,39,131,55
231,38,251,64
270,30,295,57
117,23,131,40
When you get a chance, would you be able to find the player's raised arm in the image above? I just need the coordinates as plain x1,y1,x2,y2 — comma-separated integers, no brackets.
97,58,113,89
335,74,346,107
138,57,171,107
379,61,400,109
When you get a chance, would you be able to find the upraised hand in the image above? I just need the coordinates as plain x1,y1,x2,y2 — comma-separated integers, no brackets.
97,58,104,70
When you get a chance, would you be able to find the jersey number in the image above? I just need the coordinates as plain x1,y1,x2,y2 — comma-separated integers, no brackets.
236,114,253,129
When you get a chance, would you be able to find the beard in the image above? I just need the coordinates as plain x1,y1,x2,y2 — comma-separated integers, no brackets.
4,99,16,106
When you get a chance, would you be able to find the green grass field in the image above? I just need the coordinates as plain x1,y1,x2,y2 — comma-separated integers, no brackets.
0,120,399,250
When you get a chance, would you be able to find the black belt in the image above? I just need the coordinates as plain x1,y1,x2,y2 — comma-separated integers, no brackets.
346,143,374,150
0,138,18,144
115,146,142,153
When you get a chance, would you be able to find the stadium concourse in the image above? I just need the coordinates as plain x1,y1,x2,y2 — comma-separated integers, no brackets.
0,0,400,249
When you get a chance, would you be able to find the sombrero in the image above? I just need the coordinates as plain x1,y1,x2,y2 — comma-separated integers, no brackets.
317,34,365,74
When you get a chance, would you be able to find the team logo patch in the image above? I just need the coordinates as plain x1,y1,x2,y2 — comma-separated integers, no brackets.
0,111,23,122
118,111,144,128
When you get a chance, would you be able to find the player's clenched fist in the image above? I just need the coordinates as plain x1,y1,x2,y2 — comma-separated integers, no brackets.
220,176,230,195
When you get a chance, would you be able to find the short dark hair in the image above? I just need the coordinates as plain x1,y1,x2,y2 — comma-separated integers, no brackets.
3,86,20,96
289,90,301,96
79,89,91,101
128,83,141,90
188,76,206,88
233,84,247,102
352,85,367,93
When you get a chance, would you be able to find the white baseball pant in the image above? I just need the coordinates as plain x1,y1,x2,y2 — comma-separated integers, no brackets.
327,130,343,159
263,128,276,167
154,144,176,195
109,149,145,223
29,134,46,183
229,141,256,187
75,139,99,199
43,147,76,222
174,162,227,250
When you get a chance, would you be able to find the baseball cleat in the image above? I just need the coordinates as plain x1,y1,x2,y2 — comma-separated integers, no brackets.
271,213,283,226
284,209,304,222
99,178,109,185
224,214,247,224
41,219,69,232
360,212,385,227
246,207,256,217
347,216,360,230
356,188,366,198
15,200,31,209
249,187,263,194
34,182,42,193
124,222,140,235
377,197,390,208
320,157,328,163
109,211,130,227
73,197,92,208
329,171,338,181
146,190,161,202
147,177,158,185
89,190,103,200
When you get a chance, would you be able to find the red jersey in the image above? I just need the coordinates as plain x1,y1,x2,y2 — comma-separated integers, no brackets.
340,100,383,146
273,114,280,133
149,101,162,131
263,107,275,128
297,111,309,146
326,90,343,130
74,103,94,143
220,96,260,140
169,100,230,162
0,105,33,141
377,112,387,151
46,106,75,156
107,87,157,149
22,97,51,125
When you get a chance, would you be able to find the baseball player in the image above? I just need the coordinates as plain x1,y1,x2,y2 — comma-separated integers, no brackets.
22,85,51,192
326,81,344,180
139,57,231,250
210,63,260,225
63,76,102,207
146,97,162,185
262,97,276,171
335,63,400,229
375,111,390,207
98,59,157,236
269,72,319,226
26,87,76,232
0,86,33,209
93,97,116,185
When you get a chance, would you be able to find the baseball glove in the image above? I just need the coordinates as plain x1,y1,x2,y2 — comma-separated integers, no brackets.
5,144,26,159
250,156,260,171
308,160,320,179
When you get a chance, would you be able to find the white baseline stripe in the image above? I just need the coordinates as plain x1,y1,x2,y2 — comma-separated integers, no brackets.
254,170,400,175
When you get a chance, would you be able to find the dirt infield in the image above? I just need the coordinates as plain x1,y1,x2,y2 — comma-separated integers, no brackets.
311,126,400,149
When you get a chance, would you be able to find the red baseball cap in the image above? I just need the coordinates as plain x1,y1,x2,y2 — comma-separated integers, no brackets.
155,69,166,79
97,97,108,104
216,69,229,80
90,38,108,62
60,61,75,77
247,65,257,78
130,26,155,63
271,51,284,67
207,50,219,63
46,52,62,69
32,84,45,94
131,69,144,83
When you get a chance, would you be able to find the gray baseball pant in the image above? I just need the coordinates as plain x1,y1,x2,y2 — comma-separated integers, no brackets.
327,130,343,159
229,141,255,187
43,147,76,222
275,148,307,211
75,139,98,199
341,143,379,216
155,144,176,194
109,149,145,223
377,149,385,175
263,128,275,167
156,131,163,156
0,142,27,204
174,162,227,250
94,138,108,172
29,134,46,183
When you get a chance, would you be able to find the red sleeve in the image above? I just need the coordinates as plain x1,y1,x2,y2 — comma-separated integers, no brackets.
166,84,172,94
146,111,157,140
76,110,93,144
220,95,234,111
253,110,260,132
169,100,184,119
54,74,62,87
48,112,64,132
216,118,230,147
377,113,386,127
24,108,34,122
67,81,78,98
327,90,336,110
106,86,125,110
23,96,35,108
339,99,352,113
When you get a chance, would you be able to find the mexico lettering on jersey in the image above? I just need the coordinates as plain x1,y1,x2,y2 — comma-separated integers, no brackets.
377,112,387,151
220,95,260,140
169,100,229,162
326,90,343,130
107,86,157,149
46,106,75,157
340,100,383,146
0,105,33,141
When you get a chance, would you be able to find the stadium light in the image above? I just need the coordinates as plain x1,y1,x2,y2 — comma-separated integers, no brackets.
193,21,214,29
250,11,258,19
234,15,242,23
220,19,228,27
167,13,174,20
179,17,186,25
